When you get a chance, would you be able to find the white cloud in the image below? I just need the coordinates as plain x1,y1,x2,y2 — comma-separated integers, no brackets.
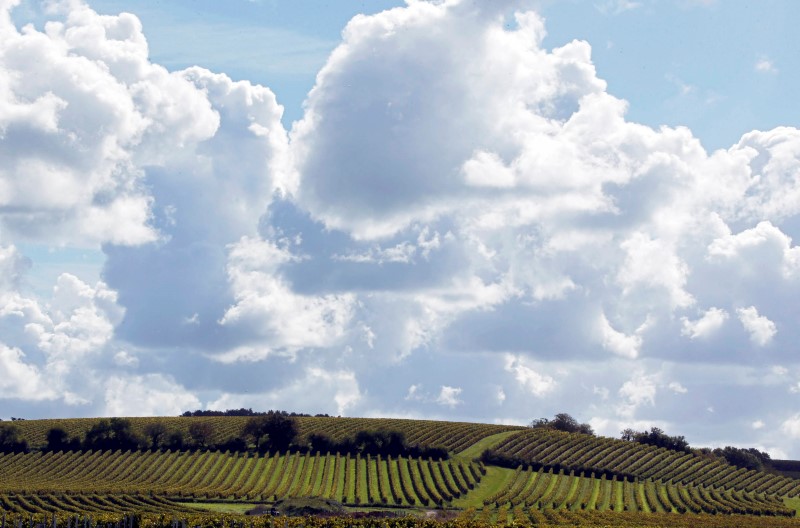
681,307,728,339
752,420,765,430
405,384,422,401
617,372,657,418
436,385,463,408
113,350,138,367
736,306,777,346
209,367,362,416
593,386,610,400
217,236,355,360
104,374,201,416
2,0,800,456
504,354,557,397
781,414,800,439
596,0,642,15
0,343,58,401
668,381,688,394
598,312,643,359
755,57,778,74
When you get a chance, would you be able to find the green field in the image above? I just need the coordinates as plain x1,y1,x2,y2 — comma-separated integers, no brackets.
1,415,799,528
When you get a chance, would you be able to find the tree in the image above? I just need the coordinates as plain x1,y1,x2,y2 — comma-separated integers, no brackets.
165,430,186,450
713,446,771,471
83,418,143,450
620,427,690,453
144,422,168,449
45,427,80,451
243,416,271,449
0,423,28,453
244,411,297,452
188,421,215,448
530,413,594,435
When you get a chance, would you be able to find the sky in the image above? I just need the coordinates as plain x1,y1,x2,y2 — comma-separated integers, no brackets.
1,0,800,458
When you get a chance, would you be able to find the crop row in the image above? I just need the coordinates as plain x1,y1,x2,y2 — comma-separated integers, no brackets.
491,429,800,497
12,417,521,454
0,450,482,506
3,510,800,528
482,466,790,516
0,493,196,515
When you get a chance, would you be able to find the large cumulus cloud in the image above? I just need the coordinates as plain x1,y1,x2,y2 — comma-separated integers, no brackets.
2,0,800,455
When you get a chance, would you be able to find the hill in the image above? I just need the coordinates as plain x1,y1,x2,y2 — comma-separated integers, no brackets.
0,415,799,527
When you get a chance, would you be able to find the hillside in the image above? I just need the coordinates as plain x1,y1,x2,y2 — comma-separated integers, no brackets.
8,416,523,453
0,415,799,527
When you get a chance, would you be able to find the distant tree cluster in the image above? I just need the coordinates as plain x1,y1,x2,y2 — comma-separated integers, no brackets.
42,418,235,452
307,430,448,460
180,408,330,418
530,413,594,435
712,446,771,471
620,427,690,453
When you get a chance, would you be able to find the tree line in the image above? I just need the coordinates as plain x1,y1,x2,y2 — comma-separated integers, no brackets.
1,411,447,459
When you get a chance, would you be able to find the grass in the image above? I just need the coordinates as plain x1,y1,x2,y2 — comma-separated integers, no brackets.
450,466,516,509
785,497,800,515
456,431,520,460
185,502,255,514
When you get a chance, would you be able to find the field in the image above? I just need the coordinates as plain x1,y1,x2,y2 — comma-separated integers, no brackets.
1,416,799,528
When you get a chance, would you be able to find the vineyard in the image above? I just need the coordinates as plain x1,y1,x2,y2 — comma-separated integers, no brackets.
1,416,799,527
486,429,800,496
475,465,790,516
10,417,522,454
0,450,483,506
4,510,800,528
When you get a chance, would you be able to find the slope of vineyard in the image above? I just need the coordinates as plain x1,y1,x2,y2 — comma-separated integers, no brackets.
11,417,523,453
472,465,791,516
0,450,483,507
488,429,800,497
0,493,196,515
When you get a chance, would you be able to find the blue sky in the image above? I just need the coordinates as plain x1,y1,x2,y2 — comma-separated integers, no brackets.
2,0,800,458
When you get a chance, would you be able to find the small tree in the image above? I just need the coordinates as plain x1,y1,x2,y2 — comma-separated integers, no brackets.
262,411,298,451
45,427,79,451
144,422,168,449
243,416,271,449
0,423,27,453
245,411,297,452
188,421,215,448
165,430,186,450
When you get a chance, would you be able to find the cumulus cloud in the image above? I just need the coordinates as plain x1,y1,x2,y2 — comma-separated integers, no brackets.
436,386,463,408
598,313,643,359
217,236,355,361
209,366,362,416
781,414,800,439
504,355,557,397
0,343,57,401
681,307,728,339
2,0,800,455
104,374,201,416
736,306,777,346
617,372,657,418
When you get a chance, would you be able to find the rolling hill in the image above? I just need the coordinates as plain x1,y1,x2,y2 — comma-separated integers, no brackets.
0,415,798,527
